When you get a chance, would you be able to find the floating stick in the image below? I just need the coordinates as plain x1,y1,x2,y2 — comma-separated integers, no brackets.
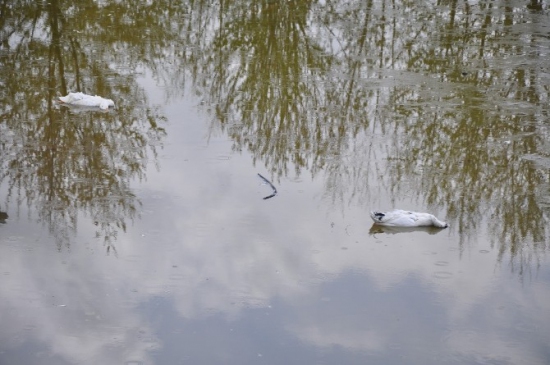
257,173,278,200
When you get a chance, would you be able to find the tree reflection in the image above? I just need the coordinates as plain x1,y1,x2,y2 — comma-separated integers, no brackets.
377,0,550,274
178,0,549,272
1,0,548,269
0,0,166,250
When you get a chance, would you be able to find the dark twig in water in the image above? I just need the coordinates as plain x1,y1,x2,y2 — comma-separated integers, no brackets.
258,173,278,200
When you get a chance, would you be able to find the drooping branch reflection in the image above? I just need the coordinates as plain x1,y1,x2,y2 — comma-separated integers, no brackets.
1,0,547,264
179,0,550,269
0,0,167,249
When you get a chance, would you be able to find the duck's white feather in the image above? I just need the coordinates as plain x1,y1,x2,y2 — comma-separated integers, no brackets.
58,92,114,110
370,209,448,228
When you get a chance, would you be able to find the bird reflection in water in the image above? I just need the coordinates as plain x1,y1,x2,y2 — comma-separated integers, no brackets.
369,224,446,236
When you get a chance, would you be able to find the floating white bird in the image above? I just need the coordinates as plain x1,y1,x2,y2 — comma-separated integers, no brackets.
370,209,448,228
58,92,114,110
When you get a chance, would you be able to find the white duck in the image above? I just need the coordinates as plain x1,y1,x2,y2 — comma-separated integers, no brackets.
370,209,448,228
58,92,114,110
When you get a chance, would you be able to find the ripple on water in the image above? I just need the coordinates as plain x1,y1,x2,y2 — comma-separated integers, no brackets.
422,251,438,255
123,254,142,263
434,261,449,266
168,274,186,281
433,271,453,279
193,222,214,238
3,236,33,252
6,235,23,242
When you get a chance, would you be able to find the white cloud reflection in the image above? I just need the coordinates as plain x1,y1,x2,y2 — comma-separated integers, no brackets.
1,92,549,365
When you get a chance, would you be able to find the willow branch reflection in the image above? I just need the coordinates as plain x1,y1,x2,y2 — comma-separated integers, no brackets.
0,0,166,250
378,1,550,274
178,0,550,273
3,0,546,267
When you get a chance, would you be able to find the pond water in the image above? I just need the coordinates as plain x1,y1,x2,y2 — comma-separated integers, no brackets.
1,1,550,364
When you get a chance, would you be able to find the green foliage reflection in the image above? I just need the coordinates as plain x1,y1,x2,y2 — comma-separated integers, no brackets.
0,0,166,250
1,0,549,272
180,0,550,271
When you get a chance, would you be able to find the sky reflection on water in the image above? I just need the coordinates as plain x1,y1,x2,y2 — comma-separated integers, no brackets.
1,1,550,364
2,88,549,364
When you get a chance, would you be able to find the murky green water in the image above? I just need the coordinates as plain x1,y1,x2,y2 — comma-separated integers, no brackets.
1,1,550,364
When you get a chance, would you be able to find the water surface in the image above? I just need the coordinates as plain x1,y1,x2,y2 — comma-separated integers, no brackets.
1,1,550,364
